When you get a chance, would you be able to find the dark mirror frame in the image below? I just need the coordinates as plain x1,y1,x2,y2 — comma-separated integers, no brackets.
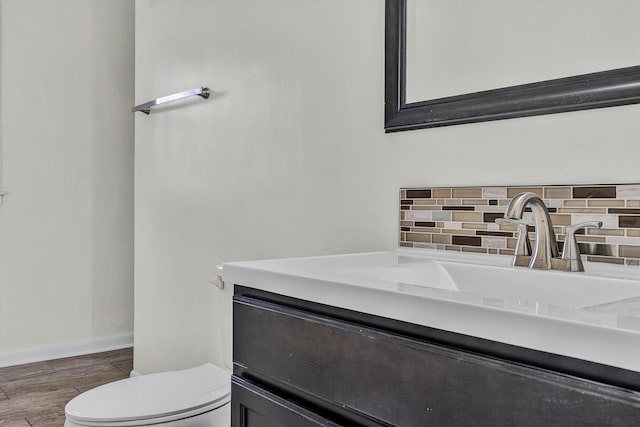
385,0,640,133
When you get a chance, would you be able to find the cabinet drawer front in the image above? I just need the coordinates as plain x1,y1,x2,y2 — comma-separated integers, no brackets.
232,377,340,427
234,296,640,427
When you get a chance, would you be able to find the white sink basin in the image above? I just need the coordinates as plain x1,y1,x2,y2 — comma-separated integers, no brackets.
337,259,640,310
223,248,640,372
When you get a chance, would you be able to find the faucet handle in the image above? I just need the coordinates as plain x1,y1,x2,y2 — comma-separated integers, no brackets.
561,221,603,271
496,218,531,256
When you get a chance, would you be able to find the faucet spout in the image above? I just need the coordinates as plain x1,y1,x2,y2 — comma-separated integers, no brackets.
504,192,559,269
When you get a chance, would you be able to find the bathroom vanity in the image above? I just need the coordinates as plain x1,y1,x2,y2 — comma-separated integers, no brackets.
224,249,640,426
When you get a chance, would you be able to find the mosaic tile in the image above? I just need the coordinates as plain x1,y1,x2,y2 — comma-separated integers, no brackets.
607,237,640,245
415,199,438,205
406,233,431,243
462,223,488,230
482,187,507,198
617,185,640,198
415,221,436,227
412,227,440,233
587,256,625,265
548,214,572,226
442,228,476,236
452,188,482,198
483,212,503,223
477,230,512,237
432,188,451,198
544,199,562,210
475,205,505,212
498,223,517,232
482,236,507,249
573,186,616,199
507,187,543,198
462,246,487,254
463,199,488,206
620,216,640,228
443,221,463,230
574,235,607,243
411,205,442,211
452,212,483,222
405,211,432,221
588,200,625,207
558,208,607,214
610,208,640,214
452,236,481,246
620,246,640,258
544,187,572,199
400,184,640,267
433,234,451,244
587,228,625,237
432,211,451,221
442,205,476,211
406,189,431,198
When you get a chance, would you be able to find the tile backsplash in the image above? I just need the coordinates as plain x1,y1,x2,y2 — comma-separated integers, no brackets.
399,184,640,267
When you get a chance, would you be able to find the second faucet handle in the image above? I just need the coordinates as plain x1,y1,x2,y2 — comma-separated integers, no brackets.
496,218,531,257
562,221,603,271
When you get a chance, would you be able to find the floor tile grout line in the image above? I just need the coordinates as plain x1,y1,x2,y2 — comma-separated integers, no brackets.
0,385,9,400
48,360,60,374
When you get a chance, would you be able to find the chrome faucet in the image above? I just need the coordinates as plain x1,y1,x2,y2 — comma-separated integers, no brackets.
499,192,602,272
503,192,559,269
562,220,603,272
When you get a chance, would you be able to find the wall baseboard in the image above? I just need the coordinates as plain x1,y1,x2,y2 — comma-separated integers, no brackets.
0,332,134,368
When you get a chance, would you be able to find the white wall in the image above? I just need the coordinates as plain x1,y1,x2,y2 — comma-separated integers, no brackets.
0,0,135,366
134,0,640,374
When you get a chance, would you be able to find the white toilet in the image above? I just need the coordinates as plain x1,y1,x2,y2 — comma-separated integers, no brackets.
64,363,231,427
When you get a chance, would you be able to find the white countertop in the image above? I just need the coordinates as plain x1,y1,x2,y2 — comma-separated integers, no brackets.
223,248,640,372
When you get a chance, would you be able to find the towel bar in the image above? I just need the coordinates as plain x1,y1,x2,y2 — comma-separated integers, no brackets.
132,86,209,114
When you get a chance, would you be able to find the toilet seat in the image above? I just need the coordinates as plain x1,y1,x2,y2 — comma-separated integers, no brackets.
65,363,230,426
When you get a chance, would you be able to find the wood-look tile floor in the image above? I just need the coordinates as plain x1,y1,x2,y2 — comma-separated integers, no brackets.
0,348,133,427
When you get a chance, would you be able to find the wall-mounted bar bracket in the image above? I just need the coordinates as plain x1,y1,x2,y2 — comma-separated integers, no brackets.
132,86,210,114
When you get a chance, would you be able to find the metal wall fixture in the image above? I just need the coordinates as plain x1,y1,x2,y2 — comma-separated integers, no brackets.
132,86,210,114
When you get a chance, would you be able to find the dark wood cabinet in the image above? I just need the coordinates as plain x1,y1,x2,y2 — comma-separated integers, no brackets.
232,377,339,427
232,286,640,426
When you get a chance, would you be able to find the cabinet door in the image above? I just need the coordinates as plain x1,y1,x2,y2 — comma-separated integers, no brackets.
234,295,640,427
232,376,340,427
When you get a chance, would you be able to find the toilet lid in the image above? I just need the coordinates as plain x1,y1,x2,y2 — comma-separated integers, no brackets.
65,363,230,424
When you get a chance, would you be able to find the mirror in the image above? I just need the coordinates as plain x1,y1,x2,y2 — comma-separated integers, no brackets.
385,0,640,132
